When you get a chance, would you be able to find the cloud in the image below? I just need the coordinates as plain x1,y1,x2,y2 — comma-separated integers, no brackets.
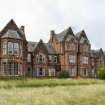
0,0,105,50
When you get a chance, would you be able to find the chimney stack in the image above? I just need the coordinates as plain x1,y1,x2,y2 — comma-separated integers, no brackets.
20,26,25,33
50,30,55,36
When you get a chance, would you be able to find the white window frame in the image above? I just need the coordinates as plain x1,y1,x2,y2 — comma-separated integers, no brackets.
82,56,88,64
2,42,7,55
69,55,76,64
8,42,13,55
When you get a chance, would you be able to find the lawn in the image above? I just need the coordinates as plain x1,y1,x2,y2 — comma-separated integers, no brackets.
0,79,105,105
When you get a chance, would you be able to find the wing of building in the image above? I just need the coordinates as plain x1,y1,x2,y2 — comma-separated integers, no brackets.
0,19,104,78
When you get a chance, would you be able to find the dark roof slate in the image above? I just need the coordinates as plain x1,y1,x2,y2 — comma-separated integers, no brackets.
45,43,56,54
55,27,74,41
28,41,38,52
28,40,56,54
75,30,90,44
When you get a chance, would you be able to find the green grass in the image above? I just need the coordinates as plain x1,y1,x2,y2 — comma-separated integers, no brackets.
0,79,105,105
0,79,105,88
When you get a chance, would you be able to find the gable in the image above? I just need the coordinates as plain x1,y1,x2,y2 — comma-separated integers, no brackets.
34,40,48,54
65,34,76,43
55,27,74,42
80,36,89,44
0,19,26,40
1,29,21,39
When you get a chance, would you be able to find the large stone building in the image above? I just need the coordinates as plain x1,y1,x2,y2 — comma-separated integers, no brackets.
0,19,104,78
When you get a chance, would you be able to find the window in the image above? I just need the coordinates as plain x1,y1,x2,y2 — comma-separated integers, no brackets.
37,68,45,77
36,53,46,63
14,43,19,55
53,56,57,63
8,62,14,75
69,68,76,76
82,56,88,64
14,62,18,75
49,68,55,76
3,62,7,75
69,55,76,64
7,30,19,38
8,42,19,55
27,53,31,62
20,45,22,56
92,69,95,75
83,45,89,52
39,55,43,62
8,42,13,54
2,42,7,55
49,55,52,62
83,69,88,76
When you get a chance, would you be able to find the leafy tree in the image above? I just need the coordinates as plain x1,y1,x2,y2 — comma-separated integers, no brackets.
98,67,105,79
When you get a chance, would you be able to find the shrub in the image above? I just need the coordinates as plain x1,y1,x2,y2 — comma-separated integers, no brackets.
98,67,105,79
59,70,69,78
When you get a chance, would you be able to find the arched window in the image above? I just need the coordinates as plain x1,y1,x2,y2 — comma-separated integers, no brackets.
36,53,46,63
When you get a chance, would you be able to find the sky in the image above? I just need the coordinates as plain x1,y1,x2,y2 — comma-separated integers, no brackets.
0,0,105,50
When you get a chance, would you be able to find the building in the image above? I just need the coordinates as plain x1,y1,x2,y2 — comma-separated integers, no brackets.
0,19,104,78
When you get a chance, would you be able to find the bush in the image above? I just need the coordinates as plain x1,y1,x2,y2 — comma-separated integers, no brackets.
98,67,105,79
59,70,69,78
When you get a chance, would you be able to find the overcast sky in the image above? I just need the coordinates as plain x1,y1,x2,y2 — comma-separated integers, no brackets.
0,0,105,50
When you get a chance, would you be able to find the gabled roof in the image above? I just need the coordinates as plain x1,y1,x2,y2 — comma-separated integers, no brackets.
28,41,38,52
28,39,56,54
0,19,26,40
91,48,104,58
55,27,74,41
91,50,97,58
45,43,56,54
75,30,90,44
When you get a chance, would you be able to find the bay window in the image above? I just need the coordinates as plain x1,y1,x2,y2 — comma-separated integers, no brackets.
8,42,19,55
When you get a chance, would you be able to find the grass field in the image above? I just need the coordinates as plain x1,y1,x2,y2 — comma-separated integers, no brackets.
0,79,105,105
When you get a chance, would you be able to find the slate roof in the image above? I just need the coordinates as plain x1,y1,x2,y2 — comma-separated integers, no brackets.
45,43,56,54
55,27,74,41
28,40,56,54
75,30,90,44
28,41,38,52
91,48,104,58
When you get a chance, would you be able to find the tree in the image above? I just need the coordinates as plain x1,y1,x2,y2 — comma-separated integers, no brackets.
98,67,105,79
